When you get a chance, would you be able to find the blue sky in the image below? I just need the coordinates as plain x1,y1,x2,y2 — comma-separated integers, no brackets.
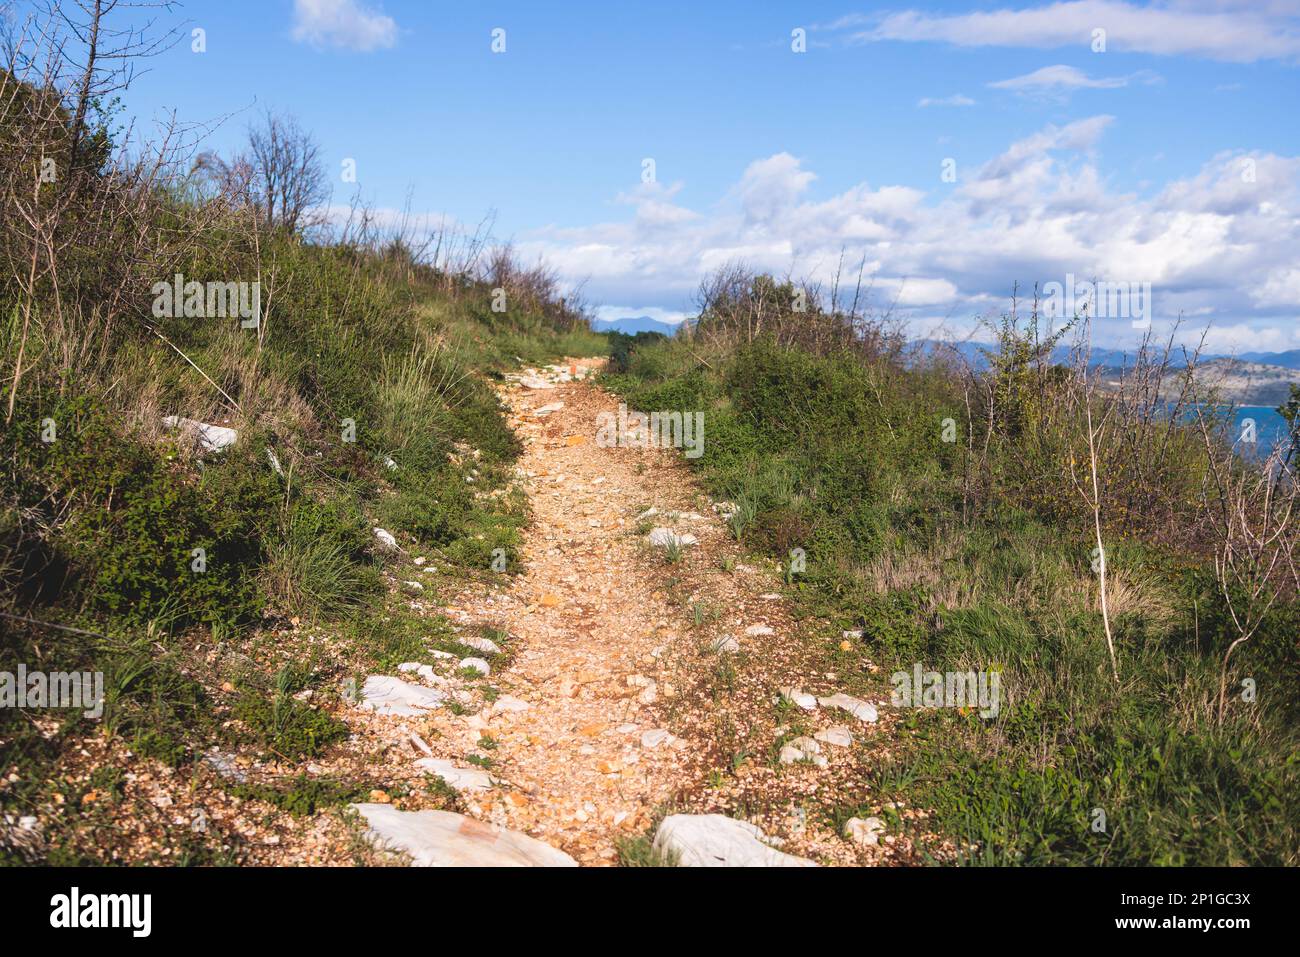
69,1,1300,348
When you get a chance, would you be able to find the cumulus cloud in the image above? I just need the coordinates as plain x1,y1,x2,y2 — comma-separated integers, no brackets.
829,1,1300,63
514,121,1300,350
291,0,397,52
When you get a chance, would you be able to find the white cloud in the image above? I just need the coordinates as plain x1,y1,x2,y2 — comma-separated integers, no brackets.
918,94,977,107
513,125,1300,350
291,0,397,52
833,1,1300,63
989,64,1161,96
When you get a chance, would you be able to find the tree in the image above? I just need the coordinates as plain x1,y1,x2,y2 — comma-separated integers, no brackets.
245,110,328,234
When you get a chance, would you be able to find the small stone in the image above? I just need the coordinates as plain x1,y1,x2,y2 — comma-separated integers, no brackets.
490,695,530,715
369,789,392,804
373,527,400,553
415,759,493,792
640,729,673,749
819,693,878,723
161,416,237,452
709,635,741,653
459,657,490,676
814,726,854,747
779,736,827,767
461,635,502,655
780,687,818,711
647,527,698,548
844,816,885,846
745,624,774,637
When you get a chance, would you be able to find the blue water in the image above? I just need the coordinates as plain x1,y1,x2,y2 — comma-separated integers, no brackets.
1232,407,1289,452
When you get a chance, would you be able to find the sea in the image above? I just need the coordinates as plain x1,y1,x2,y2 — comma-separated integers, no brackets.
1230,406,1290,455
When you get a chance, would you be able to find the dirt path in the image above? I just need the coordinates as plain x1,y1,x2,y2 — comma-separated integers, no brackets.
340,358,923,866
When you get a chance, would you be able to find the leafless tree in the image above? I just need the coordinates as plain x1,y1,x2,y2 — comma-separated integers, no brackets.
244,109,328,234
1194,414,1300,723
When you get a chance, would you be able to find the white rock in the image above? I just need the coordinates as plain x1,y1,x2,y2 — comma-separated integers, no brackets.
202,748,247,784
402,580,424,592
844,816,885,846
819,693,879,723
780,687,818,711
397,662,438,683
533,402,565,416
460,635,502,655
640,729,674,749
814,725,854,747
162,415,238,452
408,732,433,757
760,593,782,600
647,527,698,548
709,635,741,653
357,675,445,717
745,624,774,637
841,630,864,640
519,377,556,390
490,695,531,715
415,758,493,792
779,736,828,768
352,805,576,866
373,527,400,553
638,680,658,705
652,814,816,867
459,657,490,676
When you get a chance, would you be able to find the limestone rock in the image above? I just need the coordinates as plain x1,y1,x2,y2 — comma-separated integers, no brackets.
814,725,854,747
415,758,493,792
357,675,445,717
647,527,698,548
652,814,816,867
819,693,878,723
352,804,576,866
162,415,237,453
461,635,502,655
779,687,818,711
844,816,885,846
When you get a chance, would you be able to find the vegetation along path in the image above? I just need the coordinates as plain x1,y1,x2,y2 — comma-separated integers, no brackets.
341,358,933,866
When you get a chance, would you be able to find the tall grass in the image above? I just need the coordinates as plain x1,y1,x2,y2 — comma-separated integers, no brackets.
603,269,1300,865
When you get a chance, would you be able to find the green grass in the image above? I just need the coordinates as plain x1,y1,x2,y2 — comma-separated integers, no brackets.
602,330,1300,866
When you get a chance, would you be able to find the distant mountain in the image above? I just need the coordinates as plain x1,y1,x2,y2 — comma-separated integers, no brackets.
1239,349,1300,371
1164,358,1299,407
917,339,1300,404
919,339,1180,371
592,316,679,336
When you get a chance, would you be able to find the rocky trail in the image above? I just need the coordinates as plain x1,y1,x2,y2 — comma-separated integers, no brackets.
340,359,926,866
